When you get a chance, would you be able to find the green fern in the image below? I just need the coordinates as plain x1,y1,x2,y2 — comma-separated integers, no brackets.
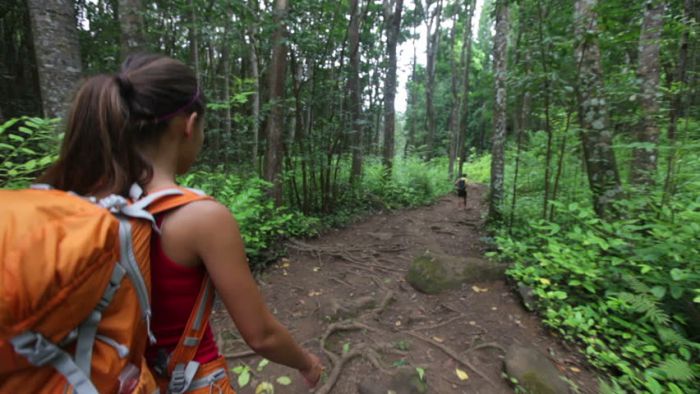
654,358,697,382
615,292,670,325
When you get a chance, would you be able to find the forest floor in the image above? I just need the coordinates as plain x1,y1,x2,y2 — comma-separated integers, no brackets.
212,184,599,393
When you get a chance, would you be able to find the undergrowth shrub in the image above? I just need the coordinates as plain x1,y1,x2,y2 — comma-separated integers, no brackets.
0,117,60,188
494,190,700,393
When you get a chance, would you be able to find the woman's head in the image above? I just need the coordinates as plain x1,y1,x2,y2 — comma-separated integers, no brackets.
40,53,205,196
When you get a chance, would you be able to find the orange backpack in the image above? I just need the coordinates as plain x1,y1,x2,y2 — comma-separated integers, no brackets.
0,184,192,394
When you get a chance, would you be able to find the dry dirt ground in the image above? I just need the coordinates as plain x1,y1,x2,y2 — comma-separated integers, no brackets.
211,184,599,393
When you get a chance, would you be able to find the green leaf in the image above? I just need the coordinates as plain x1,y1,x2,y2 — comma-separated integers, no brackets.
650,286,666,299
416,367,425,381
655,358,696,381
342,342,350,354
276,376,292,385
238,369,251,388
257,358,270,371
670,268,685,281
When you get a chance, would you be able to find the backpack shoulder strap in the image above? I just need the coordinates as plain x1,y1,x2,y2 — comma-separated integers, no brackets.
165,276,216,393
145,187,213,217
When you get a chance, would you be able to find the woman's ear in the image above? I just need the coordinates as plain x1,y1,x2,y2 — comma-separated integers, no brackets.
184,112,200,139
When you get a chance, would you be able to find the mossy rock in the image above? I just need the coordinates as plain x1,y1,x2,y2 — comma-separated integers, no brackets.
504,345,571,394
406,251,506,294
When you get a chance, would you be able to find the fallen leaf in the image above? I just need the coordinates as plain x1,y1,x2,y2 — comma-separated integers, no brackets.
455,368,469,381
491,306,498,311
395,321,402,327
308,290,322,297
432,336,444,343
313,267,321,272
471,286,489,293
468,321,476,326
276,376,292,385
343,342,350,354
255,382,274,394
570,367,581,373
257,359,269,371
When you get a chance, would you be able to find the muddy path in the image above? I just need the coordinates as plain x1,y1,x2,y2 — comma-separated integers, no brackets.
211,185,598,393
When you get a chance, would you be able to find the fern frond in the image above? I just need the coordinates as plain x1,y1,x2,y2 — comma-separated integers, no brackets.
655,358,697,382
616,292,670,325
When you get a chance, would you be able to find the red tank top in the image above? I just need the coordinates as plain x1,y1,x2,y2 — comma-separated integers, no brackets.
146,216,220,364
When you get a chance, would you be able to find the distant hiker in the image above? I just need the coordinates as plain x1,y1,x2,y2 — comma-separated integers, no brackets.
454,176,468,208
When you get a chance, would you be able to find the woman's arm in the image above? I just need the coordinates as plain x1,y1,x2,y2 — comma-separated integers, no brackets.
183,201,323,384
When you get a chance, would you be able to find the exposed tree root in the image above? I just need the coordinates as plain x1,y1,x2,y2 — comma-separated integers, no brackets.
405,332,498,388
415,315,465,331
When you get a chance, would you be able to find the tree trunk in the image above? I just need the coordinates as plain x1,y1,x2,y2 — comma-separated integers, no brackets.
662,0,692,205
537,0,554,219
424,0,443,160
574,0,622,218
264,0,289,204
382,0,404,175
348,0,364,184
118,0,146,58
448,11,460,179
488,0,508,223
457,0,475,177
27,0,82,118
405,24,419,158
247,3,261,173
631,1,665,186
188,0,200,79
221,5,233,167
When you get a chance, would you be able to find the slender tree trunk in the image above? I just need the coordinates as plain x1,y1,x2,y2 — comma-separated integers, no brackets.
382,0,404,175
405,25,418,158
27,0,82,118
348,0,364,184
448,11,460,180
118,0,146,58
188,0,200,79
247,28,261,173
457,0,476,177
424,0,443,160
488,0,509,223
537,0,554,219
574,0,622,218
264,0,289,204
221,6,233,167
662,0,692,205
631,1,665,186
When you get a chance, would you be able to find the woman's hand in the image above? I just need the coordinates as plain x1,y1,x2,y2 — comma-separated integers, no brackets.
299,351,324,388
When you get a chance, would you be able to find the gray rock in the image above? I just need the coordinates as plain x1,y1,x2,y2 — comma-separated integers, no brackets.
517,282,537,311
357,367,428,394
504,345,570,394
406,251,506,294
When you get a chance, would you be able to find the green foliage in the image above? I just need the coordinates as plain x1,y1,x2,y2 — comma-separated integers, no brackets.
497,194,700,393
179,170,320,269
0,117,60,189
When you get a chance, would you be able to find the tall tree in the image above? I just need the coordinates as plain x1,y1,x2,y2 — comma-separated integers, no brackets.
264,0,289,204
424,0,443,160
118,0,146,58
488,0,509,222
27,0,82,118
457,0,476,176
574,0,622,218
382,0,404,174
632,0,665,186
348,0,364,184
448,10,460,179
188,0,200,79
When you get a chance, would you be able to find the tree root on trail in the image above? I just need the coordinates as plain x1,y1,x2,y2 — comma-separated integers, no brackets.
414,315,466,331
405,332,498,388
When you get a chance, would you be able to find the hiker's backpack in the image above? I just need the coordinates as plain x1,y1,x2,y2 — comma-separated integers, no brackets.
0,184,189,394
457,178,466,190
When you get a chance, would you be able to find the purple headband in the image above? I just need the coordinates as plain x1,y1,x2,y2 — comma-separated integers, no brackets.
154,88,202,123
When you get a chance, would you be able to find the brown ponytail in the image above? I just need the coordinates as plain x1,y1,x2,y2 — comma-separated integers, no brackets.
39,54,205,196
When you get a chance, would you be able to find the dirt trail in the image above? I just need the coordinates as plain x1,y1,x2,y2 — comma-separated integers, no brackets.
212,185,598,393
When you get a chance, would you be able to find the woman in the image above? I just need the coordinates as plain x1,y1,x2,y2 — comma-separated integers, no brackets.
40,53,323,392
